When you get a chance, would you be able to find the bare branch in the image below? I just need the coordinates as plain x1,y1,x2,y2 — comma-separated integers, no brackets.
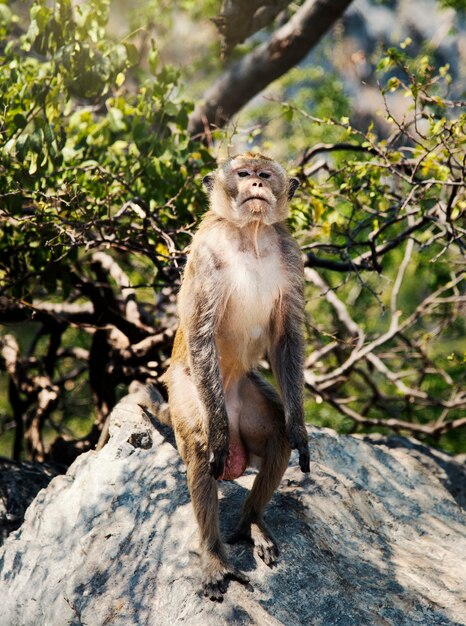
212,0,293,58
91,252,153,328
306,270,464,388
390,215,414,316
304,261,465,437
365,353,427,400
308,385,466,437
305,253,374,273
305,268,364,346
188,0,354,137
25,375,59,462
297,142,377,168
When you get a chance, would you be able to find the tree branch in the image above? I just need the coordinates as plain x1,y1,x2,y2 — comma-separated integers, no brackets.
308,385,466,437
188,0,354,137
297,142,377,168
305,252,374,273
212,0,293,58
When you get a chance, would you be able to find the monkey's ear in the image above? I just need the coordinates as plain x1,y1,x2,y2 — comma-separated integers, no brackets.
202,174,215,193
288,177,300,200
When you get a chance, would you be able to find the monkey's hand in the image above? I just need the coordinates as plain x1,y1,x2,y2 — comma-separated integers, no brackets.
286,424,310,473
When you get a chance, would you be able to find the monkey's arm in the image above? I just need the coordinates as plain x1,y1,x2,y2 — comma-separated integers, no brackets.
180,250,229,479
270,308,310,474
270,231,310,473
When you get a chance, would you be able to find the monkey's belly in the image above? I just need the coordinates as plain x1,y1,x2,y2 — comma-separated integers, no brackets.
219,440,248,481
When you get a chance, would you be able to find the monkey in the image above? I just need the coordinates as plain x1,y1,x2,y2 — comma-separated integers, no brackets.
164,152,310,601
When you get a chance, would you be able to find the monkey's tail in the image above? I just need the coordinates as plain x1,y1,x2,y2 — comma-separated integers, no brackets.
127,381,172,427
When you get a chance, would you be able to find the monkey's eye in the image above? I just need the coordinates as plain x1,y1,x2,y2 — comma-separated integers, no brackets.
238,171,249,177
259,172,271,179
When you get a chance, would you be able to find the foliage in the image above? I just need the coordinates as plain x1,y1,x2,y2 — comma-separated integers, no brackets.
0,0,212,297
290,46,466,453
438,0,466,9
0,0,212,462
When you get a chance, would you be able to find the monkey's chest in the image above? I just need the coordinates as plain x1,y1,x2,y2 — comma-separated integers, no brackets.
217,253,285,370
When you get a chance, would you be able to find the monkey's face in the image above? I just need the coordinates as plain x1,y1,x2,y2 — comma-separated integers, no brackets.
204,154,299,226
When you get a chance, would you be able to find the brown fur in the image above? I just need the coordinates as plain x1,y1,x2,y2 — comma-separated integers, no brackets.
164,154,309,600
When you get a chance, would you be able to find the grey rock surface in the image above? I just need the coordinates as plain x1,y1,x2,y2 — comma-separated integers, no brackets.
0,390,465,626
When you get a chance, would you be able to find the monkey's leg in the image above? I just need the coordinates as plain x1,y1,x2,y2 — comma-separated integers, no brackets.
228,374,291,566
186,449,251,600
229,439,290,566
168,364,250,600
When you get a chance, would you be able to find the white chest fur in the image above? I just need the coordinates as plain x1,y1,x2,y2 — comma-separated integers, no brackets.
227,244,283,328
216,223,287,369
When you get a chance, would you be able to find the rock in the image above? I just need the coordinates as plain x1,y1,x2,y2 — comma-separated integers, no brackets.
360,433,466,510
0,389,465,626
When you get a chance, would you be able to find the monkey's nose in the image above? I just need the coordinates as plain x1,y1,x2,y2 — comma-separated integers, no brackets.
252,181,263,187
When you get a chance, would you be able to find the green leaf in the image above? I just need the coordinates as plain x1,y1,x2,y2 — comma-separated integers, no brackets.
124,43,139,67
13,113,27,129
29,151,38,174
148,48,159,76
0,4,12,26
16,134,30,160
29,129,43,153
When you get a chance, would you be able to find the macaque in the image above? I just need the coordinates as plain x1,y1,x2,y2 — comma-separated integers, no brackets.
165,152,310,600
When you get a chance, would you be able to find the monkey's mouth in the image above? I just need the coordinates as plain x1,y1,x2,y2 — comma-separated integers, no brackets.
241,196,270,210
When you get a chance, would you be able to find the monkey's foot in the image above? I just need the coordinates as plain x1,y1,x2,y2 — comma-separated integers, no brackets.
202,562,252,601
251,521,279,566
228,520,279,566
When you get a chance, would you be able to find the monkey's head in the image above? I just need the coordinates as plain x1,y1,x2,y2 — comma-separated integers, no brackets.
203,153,299,226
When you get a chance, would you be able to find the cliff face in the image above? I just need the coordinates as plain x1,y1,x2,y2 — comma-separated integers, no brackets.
0,389,465,626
